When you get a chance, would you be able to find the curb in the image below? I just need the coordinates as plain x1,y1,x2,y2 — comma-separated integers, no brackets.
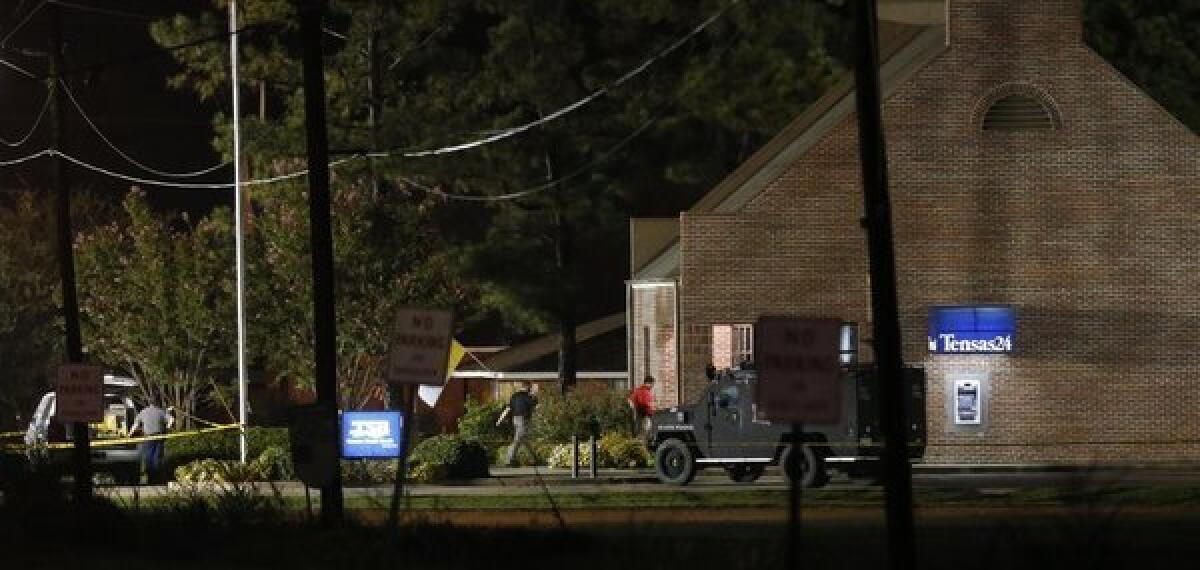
913,462,1200,474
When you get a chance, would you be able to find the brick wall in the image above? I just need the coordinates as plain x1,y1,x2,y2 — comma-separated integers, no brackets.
629,284,680,406
711,325,733,369
678,0,1200,463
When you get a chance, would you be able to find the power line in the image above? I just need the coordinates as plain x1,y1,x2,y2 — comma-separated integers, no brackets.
55,22,269,80
0,148,357,189
3,22,269,82
0,0,45,47
0,148,51,167
0,84,50,146
381,0,740,159
0,54,38,79
0,1,732,195
58,78,231,178
389,115,658,202
53,149,362,189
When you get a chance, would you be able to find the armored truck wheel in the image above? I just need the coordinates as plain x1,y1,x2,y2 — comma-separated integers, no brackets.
655,438,697,485
780,443,828,488
725,464,765,483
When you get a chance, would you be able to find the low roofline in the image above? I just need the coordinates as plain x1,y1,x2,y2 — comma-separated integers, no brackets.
103,375,138,387
451,371,627,380
472,312,626,372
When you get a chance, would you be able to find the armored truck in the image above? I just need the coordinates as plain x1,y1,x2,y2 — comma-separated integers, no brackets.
648,365,925,486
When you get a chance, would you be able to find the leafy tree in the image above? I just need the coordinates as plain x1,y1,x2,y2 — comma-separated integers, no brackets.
146,1,846,394
75,190,236,427
245,173,478,406
0,193,61,429
151,1,486,403
0,190,117,429
396,0,846,391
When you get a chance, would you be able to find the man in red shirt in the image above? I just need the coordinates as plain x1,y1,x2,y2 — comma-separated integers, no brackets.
629,376,656,438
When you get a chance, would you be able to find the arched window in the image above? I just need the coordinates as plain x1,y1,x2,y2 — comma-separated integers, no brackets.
981,93,1059,131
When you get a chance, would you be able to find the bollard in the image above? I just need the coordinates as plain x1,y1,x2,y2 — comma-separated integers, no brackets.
589,435,597,479
571,435,579,479
588,416,600,479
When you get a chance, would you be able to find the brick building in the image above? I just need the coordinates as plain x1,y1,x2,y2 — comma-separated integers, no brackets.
627,0,1200,463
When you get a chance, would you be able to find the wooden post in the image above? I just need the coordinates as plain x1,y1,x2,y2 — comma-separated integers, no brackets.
851,2,916,569
297,0,343,526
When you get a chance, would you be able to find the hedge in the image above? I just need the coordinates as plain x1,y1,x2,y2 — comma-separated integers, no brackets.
164,426,290,477
531,389,635,444
408,434,489,482
457,398,511,447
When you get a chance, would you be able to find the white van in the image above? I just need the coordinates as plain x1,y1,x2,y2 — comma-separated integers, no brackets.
24,374,142,483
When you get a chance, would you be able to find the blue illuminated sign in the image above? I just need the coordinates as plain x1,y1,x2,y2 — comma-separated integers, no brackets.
341,411,404,459
928,305,1015,354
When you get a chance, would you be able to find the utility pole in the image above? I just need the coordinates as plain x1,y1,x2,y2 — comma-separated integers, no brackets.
543,150,577,395
851,2,916,570
297,0,343,526
49,2,91,503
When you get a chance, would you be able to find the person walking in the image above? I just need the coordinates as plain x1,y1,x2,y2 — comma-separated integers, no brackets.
128,401,170,484
629,376,656,438
496,381,538,467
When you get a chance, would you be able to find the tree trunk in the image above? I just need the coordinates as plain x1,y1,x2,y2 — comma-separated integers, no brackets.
553,205,577,395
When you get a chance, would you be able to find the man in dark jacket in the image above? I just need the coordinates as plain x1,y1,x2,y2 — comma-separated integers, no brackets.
497,382,537,466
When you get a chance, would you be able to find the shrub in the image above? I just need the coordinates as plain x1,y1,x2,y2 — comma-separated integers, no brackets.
488,441,554,466
164,426,290,477
408,434,489,481
408,462,447,484
597,432,651,468
531,389,634,444
255,445,294,481
341,459,398,485
546,443,592,468
175,458,268,483
457,398,511,447
173,443,298,483
543,434,649,469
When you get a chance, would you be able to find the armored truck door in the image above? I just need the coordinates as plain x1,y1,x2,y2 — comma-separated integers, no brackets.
705,381,742,459
707,380,776,460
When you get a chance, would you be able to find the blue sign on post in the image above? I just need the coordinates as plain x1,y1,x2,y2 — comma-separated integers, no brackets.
340,411,404,459
927,305,1015,354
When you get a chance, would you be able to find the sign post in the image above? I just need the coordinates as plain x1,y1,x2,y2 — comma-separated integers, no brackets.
384,308,454,529
386,308,455,387
341,411,404,459
55,365,105,424
755,317,842,424
754,316,841,570
289,403,339,489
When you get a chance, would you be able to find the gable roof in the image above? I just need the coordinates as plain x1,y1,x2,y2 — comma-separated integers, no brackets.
633,21,947,280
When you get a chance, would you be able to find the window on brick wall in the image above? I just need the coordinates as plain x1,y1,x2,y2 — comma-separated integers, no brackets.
982,94,1058,131
732,324,753,367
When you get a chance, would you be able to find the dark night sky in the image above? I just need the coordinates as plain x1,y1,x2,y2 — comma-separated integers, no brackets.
0,0,227,212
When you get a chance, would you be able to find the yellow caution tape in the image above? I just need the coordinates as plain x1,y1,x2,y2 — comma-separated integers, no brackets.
0,430,26,439
1,423,240,452
176,411,231,429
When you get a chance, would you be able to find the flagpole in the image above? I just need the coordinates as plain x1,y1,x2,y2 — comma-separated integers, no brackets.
230,0,249,464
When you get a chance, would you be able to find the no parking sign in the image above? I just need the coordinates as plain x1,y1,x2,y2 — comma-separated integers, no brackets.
754,317,842,424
